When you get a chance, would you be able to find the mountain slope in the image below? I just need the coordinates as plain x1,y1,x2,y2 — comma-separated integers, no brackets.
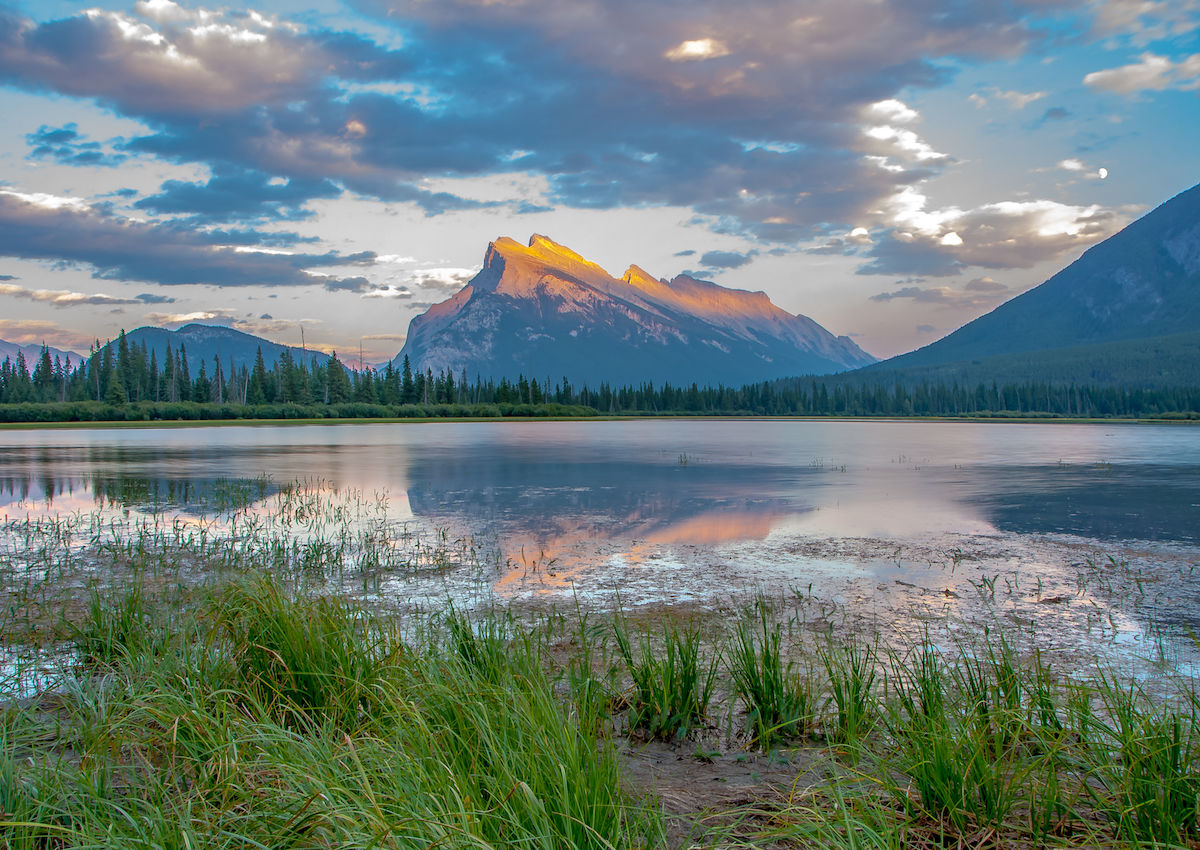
396,235,874,386
0,339,84,369
104,324,332,373
872,183,1200,376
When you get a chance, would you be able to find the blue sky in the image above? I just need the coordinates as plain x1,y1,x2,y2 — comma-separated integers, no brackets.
0,0,1197,362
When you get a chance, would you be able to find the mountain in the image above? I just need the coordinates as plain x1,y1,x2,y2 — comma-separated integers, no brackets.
0,339,84,370
102,324,333,373
395,235,874,386
862,183,1200,385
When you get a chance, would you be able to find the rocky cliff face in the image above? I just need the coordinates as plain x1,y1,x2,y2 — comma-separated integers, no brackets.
396,235,874,386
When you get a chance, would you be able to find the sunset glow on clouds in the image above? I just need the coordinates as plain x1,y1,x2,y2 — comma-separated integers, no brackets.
0,0,1196,360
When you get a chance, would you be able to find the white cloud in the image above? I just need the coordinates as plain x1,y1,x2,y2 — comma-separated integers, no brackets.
865,99,919,124
0,190,90,212
994,89,1047,109
663,38,731,61
1084,51,1200,93
0,283,141,308
1059,158,1086,171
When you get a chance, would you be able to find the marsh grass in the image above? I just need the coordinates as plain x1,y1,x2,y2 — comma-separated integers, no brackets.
729,603,818,747
6,489,1200,848
613,613,718,740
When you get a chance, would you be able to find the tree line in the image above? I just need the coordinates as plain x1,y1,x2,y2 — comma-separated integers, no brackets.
1,334,1199,421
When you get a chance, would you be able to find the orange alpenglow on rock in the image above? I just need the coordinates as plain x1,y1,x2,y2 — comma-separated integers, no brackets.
395,234,875,386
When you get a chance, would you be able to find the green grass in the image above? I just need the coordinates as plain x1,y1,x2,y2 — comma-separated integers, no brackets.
5,490,1200,848
613,613,718,741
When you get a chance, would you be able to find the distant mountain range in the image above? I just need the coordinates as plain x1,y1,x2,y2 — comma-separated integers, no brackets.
5,183,1197,392
100,324,332,374
395,234,874,386
859,182,1200,386
0,339,83,370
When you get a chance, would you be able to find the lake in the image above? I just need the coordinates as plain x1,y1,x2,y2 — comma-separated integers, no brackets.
3,419,1200,669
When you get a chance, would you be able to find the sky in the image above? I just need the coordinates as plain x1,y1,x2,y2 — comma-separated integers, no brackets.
0,0,1197,364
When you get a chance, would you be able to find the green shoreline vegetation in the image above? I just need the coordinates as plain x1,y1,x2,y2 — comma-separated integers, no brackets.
4,484,1200,847
3,334,1200,421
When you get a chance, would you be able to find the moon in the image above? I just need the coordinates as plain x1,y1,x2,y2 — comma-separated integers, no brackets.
1098,167,1109,179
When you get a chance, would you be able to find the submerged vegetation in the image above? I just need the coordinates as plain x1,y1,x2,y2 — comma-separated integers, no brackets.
3,483,1200,847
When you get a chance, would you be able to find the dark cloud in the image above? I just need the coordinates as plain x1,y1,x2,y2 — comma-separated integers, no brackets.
916,324,937,333
0,191,373,288
699,249,755,269
0,274,15,281
135,293,175,304
1039,106,1070,122
25,123,126,167
323,276,372,292
135,167,341,223
0,1,1087,242
673,249,696,257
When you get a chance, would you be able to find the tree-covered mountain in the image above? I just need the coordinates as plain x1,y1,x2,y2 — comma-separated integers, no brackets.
102,323,332,374
396,235,874,386
860,182,1200,386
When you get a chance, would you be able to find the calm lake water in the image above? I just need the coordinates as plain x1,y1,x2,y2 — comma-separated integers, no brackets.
3,419,1200,668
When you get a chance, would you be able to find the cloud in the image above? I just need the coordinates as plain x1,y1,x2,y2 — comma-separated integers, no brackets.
869,276,1012,308
135,292,175,304
0,1,1084,242
994,89,1046,109
0,274,15,281
915,324,937,333
1084,51,1200,94
663,37,731,62
135,167,341,222
407,267,478,289
0,319,96,350
362,285,413,299
698,249,755,269
324,276,371,292
0,190,374,288
0,282,143,307
857,187,1126,276
25,123,127,167
1038,106,1071,123
144,309,237,325
673,249,696,257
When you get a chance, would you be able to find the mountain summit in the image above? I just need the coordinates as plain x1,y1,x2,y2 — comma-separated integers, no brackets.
396,235,874,386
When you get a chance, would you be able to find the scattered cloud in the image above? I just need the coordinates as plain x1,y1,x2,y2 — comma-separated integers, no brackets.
858,187,1126,276
1084,51,1200,94
663,37,731,62
407,267,478,289
869,275,1013,307
0,191,374,288
673,249,696,257
144,309,237,326
995,89,1047,109
25,123,127,167
916,323,937,333
698,249,755,269
135,167,341,223
0,282,143,308
0,1,1084,242
0,318,95,350
135,293,175,304
362,285,413,299
1039,106,1071,122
